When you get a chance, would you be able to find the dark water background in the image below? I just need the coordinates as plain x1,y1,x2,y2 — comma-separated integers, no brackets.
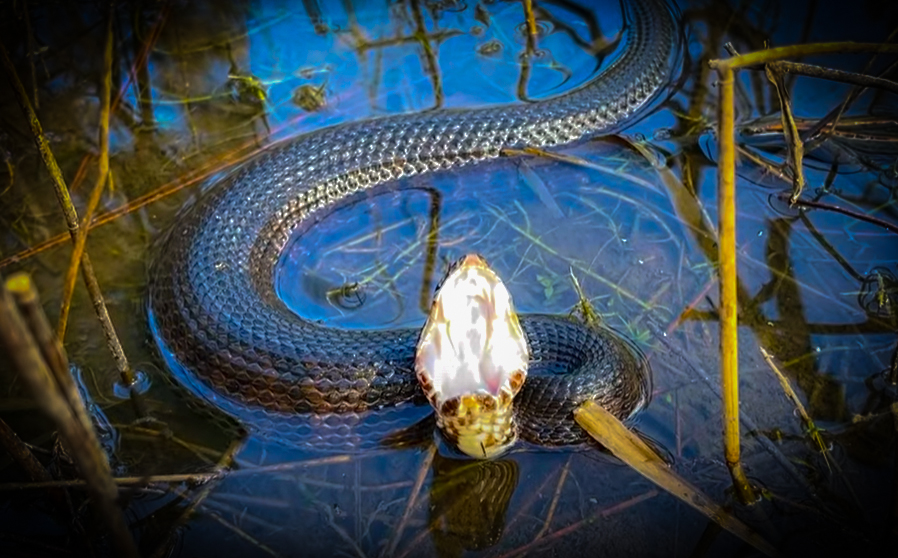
1,0,897,556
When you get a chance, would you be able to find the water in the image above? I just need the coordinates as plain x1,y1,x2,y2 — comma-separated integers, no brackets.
0,0,896,556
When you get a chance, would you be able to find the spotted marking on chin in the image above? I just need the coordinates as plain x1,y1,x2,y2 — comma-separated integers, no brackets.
415,254,530,458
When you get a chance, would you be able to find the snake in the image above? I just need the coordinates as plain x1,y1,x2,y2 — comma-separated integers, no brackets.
147,0,681,454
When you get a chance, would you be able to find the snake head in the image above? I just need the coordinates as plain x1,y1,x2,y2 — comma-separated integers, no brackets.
415,254,530,459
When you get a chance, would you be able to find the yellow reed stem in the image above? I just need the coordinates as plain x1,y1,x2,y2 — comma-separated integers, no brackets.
522,0,538,40
709,42,898,70
58,4,114,340
717,64,757,504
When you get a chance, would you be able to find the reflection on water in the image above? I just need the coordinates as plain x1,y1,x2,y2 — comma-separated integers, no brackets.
428,454,519,552
0,0,897,556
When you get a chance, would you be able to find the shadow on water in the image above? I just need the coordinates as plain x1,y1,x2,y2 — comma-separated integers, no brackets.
0,0,897,556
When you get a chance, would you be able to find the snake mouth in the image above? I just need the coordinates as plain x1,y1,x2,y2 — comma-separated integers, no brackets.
415,254,530,458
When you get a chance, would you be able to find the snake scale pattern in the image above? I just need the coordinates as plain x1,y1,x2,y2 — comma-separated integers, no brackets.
148,0,680,449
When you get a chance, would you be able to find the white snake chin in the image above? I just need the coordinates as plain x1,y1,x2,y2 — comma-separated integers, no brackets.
415,254,529,459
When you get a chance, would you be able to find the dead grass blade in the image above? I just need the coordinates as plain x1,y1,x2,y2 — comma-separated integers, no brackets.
574,401,780,558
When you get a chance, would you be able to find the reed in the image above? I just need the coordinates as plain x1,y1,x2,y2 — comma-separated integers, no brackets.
0,273,138,558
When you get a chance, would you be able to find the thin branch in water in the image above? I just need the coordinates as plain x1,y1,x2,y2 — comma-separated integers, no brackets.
801,27,898,145
5,273,104,470
23,0,38,109
890,339,897,385
494,490,660,558
204,510,285,558
771,60,898,94
57,3,115,340
759,347,832,466
0,41,141,409
759,347,865,511
516,0,539,101
0,472,220,491
776,192,898,234
0,417,69,515
709,42,898,70
765,63,805,203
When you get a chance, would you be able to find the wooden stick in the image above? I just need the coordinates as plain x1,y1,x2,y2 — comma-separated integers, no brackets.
764,64,805,203
768,60,898,94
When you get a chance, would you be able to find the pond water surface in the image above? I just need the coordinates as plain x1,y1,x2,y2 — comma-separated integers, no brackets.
0,0,896,556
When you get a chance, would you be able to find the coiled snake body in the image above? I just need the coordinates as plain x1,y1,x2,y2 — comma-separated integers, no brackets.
148,0,680,450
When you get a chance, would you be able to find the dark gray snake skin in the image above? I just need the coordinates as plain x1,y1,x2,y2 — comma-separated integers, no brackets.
148,0,680,449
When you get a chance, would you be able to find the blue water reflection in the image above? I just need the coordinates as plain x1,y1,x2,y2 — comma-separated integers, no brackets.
1,0,896,556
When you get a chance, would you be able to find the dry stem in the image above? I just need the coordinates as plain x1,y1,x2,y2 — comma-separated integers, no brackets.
0,38,140,406
0,276,138,558
57,3,115,340
716,63,758,504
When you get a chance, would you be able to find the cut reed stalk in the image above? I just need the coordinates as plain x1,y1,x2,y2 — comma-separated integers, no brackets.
6,274,103,455
0,274,138,558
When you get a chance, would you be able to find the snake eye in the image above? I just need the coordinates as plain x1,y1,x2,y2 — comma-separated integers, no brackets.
415,254,530,459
